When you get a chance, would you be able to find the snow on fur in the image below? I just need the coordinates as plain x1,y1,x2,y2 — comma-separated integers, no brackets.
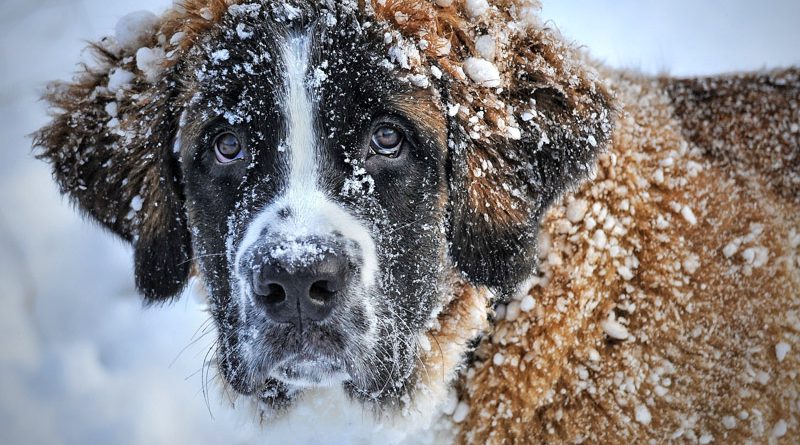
31,1,799,444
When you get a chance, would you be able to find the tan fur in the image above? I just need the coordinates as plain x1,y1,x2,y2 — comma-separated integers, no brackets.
456,72,800,444
34,0,799,442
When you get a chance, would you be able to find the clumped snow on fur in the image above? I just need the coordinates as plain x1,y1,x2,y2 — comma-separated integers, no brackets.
18,0,800,444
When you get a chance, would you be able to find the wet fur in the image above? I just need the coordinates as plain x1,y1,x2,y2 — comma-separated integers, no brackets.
34,1,799,443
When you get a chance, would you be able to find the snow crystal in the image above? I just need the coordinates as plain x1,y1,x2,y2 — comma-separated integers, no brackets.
114,11,159,52
520,295,536,312
430,65,443,79
682,254,700,274
465,0,490,18
268,239,331,268
463,57,502,88
474,35,496,61
408,74,430,88
652,168,665,184
129,195,143,216
723,240,739,258
617,266,634,281
169,31,185,46
452,401,470,423
492,353,505,366
722,416,737,429
634,404,652,425
602,316,629,340
680,206,697,225
135,46,165,82
447,103,460,117
592,229,608,249
775,342,790,362
210,49,230,64
104,101,118,118
771,420,787,438
434,0,454,7
312,67,329,87
566,199,589,223
236,23,253,40
698,433,713,444
505,300,521,322
228,3,262,18
741,246,769,268
107,68,134,93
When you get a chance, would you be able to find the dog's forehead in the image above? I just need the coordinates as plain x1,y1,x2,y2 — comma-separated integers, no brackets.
178,7,445,151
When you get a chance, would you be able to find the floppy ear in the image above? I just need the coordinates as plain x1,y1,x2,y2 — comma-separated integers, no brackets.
447,26,614,293
33,41,192,302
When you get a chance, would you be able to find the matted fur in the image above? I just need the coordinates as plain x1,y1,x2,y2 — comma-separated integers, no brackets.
32,0,799,443
458,71,800,443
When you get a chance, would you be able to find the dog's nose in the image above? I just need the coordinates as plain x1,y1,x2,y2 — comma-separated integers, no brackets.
251,244,349,324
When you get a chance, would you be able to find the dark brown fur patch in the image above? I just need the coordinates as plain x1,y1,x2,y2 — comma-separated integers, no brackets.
664,70,800,204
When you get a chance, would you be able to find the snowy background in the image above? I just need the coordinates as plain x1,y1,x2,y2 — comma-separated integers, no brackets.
1,1,798,444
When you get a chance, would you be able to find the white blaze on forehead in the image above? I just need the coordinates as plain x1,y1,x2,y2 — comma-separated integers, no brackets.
283,35,318,216
233,32,378,288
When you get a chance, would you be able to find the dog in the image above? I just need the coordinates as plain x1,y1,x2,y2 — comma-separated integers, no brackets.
34,0,799,443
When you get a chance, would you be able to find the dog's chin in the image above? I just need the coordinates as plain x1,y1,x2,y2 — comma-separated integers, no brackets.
269,354,350,388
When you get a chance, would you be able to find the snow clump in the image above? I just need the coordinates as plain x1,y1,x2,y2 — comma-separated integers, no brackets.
775,342,790,362
463,57,502,88
114,11,159,52
107,68,135,93
474,35,496,61
135,47,166,82
465,0,491,18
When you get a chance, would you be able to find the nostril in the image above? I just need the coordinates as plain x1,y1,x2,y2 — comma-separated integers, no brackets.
309,280,337,304
258,283,287,305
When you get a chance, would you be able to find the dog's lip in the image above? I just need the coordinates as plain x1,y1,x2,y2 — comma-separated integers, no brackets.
269,353,349,386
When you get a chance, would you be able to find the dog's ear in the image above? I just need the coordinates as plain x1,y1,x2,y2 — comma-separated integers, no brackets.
34,42,192,302
446,26,615,293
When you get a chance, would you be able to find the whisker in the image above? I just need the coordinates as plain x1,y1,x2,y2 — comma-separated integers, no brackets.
384,215,434,236
178,252,227,267
170,316,216,368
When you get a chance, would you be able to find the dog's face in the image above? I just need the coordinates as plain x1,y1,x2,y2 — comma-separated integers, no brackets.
35,0,613,415
180,7,451,401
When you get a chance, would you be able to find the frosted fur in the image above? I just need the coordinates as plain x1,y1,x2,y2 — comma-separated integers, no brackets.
32,1,799,444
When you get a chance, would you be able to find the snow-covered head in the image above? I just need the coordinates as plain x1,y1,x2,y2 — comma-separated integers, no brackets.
34,0,613,419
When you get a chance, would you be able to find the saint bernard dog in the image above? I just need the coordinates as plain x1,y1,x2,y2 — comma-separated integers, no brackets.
34,0,799,443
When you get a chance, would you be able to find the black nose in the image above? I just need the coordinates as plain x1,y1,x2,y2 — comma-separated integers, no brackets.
251,243,349,324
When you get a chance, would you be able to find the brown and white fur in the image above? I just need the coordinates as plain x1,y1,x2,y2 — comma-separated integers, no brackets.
33,0,799,443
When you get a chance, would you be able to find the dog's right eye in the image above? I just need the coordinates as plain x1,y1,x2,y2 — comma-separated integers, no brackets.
214,132,244,163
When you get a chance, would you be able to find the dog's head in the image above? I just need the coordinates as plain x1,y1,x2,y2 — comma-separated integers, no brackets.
35,0,612,416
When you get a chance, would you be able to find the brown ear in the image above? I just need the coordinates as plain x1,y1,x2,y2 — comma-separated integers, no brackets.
447,26,614,293
33,41,192,302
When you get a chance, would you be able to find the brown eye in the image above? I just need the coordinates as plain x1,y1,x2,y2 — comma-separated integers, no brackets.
214,132,243,163
370,126,404,157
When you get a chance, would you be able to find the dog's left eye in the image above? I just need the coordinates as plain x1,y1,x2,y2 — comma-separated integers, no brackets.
214,132,244,163
370,126,404,157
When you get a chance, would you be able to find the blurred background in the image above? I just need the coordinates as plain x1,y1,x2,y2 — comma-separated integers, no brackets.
1,1,798,444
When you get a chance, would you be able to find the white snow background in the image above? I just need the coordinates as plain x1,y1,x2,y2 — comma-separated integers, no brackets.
0,1,798,444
